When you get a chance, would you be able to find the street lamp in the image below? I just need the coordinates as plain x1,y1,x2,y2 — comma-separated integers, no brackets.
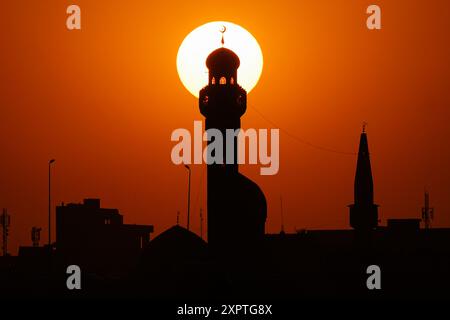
48,159,55,247
184,165,191,231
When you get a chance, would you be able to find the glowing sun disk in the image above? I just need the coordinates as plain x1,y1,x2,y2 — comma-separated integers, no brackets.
177,21,263,98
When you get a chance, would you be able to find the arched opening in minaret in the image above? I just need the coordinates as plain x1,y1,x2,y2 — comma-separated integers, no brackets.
219,77,226,85
230,77,235,85
211,77,216,85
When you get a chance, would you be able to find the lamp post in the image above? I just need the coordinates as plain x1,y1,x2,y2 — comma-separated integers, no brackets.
184,165,191,231
48,159,55,247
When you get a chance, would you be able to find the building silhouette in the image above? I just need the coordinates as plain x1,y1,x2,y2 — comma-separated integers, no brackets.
56,198,153,276
136,225,209,297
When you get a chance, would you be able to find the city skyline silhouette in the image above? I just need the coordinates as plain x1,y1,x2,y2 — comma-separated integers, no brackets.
2,1,450,255
1,1,450,302
2,27,450,301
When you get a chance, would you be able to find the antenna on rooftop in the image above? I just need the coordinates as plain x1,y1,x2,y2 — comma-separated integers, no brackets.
1,209,11,256
422,190,434,229
31,227,42,247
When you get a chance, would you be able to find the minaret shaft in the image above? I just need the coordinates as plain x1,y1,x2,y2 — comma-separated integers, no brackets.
199,47,266,252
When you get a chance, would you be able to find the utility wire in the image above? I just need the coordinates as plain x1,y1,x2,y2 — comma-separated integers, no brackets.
249,105,357,156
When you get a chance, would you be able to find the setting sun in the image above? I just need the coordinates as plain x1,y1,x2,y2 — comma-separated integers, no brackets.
176,21,264,98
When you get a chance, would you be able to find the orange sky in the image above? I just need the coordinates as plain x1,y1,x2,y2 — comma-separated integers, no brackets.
1,1,450,254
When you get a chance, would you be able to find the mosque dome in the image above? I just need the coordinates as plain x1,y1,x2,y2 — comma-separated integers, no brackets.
140,225,208,264
206,47,240,71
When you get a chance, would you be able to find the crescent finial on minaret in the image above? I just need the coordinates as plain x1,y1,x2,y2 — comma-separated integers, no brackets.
220,25,226,46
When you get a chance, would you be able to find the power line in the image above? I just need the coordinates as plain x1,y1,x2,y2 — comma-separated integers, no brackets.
249,105,357,156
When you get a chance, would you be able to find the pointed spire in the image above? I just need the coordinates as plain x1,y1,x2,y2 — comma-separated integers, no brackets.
355,129,373,204
349,128,378,231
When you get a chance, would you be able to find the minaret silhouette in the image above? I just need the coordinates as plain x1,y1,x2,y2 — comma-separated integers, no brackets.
199,43,267,254
349,126,378,239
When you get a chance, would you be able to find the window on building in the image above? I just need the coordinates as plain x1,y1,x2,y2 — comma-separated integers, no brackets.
220,77,226,85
